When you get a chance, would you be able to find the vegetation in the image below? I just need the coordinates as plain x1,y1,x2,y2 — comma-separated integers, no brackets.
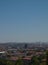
15,59,23,65
46,50,48,65
31,56,40,65
0,59,15,65
0,51,48,65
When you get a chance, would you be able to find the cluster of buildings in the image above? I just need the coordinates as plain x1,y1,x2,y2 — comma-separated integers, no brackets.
0,43,48,63
0,47,46,61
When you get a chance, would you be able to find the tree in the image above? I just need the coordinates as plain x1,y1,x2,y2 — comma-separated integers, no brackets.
6,60,14,65
30,56,40,65
0,59,6,65
15,59,23,65
0,59,14,65
46,50,48,65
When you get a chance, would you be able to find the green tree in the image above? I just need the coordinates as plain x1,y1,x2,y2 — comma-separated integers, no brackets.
30,56,40,65
6,60,14,65
15,59,23,65
0,59,6,65
0,59,14,65
46,50,48,65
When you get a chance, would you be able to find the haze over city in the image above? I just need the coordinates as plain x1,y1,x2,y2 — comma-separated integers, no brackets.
0,0,48,43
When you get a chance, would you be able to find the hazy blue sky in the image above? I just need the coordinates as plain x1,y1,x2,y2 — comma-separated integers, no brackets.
0,0,48,42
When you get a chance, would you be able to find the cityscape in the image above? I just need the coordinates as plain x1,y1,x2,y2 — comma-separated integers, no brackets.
0,0,48,65
0,42,48,65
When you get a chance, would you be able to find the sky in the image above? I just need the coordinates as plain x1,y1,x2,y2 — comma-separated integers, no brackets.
0,0,48,43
